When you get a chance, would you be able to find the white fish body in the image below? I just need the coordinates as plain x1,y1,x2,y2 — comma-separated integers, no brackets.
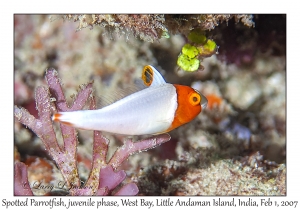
57,84,177,135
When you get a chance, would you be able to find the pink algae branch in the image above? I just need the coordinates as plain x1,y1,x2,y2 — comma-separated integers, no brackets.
14,162,33,196
109,134,171,170
14,68,93,189
14,68,171,196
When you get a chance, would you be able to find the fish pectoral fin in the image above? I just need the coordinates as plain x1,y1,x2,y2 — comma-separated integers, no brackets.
97,84,146,108
152,130,168,135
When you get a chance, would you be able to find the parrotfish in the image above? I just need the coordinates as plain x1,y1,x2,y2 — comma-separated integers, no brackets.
53,65,207,135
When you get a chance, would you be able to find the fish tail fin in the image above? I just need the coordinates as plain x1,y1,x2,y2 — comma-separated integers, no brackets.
52,112,75,127
52,113,61,121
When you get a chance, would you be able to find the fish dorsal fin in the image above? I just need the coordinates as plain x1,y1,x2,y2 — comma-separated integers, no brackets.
141,65,166,87
97,65,166,108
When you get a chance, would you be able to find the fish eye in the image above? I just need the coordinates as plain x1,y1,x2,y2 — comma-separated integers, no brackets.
189,92,201,106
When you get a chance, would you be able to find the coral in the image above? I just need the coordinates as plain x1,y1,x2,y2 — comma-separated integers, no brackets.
165,14,254,33
55,14,254,42
58,14,168,42
137,149,286,195
56,14,253,72
14,68,170,195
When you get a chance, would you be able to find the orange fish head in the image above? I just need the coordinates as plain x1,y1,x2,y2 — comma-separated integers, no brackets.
166,85,207,132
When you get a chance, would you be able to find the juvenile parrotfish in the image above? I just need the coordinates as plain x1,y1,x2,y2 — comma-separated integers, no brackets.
53,65,207,135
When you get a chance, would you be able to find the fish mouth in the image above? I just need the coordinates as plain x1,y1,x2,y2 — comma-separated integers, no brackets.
195,89,208,109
